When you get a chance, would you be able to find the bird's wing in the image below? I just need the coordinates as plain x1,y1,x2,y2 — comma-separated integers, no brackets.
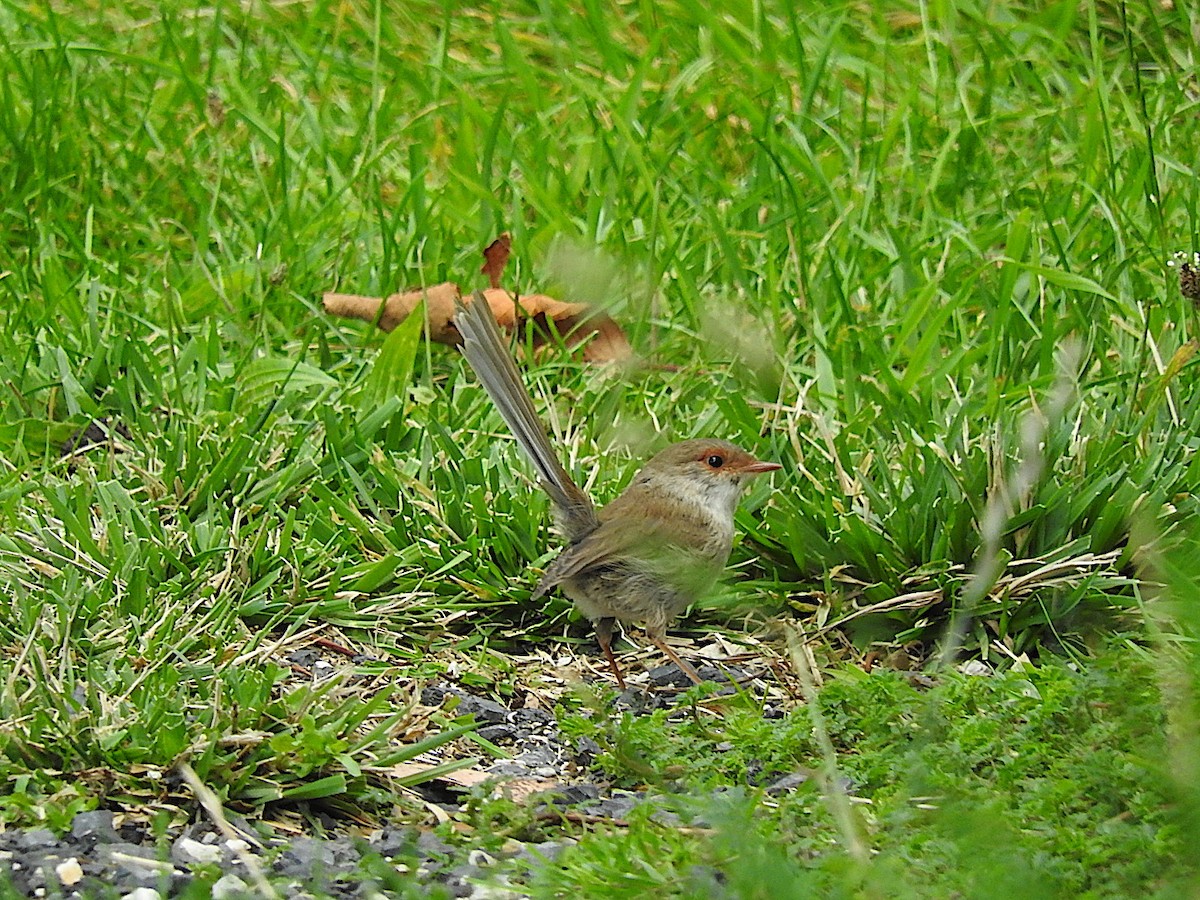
532,512,685,599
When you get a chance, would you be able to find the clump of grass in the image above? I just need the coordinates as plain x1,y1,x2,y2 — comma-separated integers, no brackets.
0,3,1197,894
540,656,1187,898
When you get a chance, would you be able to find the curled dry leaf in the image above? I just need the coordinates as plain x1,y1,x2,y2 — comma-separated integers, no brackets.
322,284,632,362
480,233,512,289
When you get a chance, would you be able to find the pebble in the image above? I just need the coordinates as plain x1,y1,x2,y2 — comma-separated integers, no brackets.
71,810,120,844
211,872,249,898
467,849,495,867
273,837,337,879
766,772,810,795
172,836,223,866
457,695,510,725
0,670,779,897
959,659,993,676
476,724,516,742
55,857,83,885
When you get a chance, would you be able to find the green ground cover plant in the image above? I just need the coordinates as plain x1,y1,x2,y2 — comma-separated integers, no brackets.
0,0,1198,896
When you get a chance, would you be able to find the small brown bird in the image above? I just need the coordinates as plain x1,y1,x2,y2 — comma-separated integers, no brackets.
455,293,781,687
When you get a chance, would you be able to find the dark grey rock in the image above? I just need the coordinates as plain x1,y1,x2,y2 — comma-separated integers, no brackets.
442,863,484,897
648,664,694,687
766,772,810,795
524,840,571,864
15,828,60,851
273,837,338,879
686,864,728,896
415,831,454,860
91,843,176,894
285,649,320,669
512,708,552,726
456,695,509,725
515,747,557,769
552,783,601,806
476,723,516,742
420,683,456,706
573,736,601,764
71,810,120,845
587,792,641,820
370,826,415,858
649,807,683,826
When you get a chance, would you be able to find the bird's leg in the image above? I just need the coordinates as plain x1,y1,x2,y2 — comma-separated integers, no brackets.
594,617,626,690
649,635,705,686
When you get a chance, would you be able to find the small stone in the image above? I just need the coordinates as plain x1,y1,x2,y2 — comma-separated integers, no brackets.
516,748,556,768
415,831,454,859
573,737,600,764
313,660,336,679
172,836,223,866
16,829,59,851
285,649,320,668
467,849,495,867
648,664,693,687
498,839,525,857
766,772,810,795
589,793,640,820
476,724,516,743
273,837,336,878
224,838,251,853
100,841,167,877
535,839,574,862
512,708,552,726
55,857,84,886
553,783,601,805
959,660,993,677
121,890,163,900
371,826,415,858
457,695,510,725
70,810,120,844
443,864,483,897
211,873,248,899
648,808,682,826
420,684,454,706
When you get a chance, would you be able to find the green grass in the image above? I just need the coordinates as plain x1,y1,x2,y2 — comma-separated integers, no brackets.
534,656,1183,898
0,0,1198,896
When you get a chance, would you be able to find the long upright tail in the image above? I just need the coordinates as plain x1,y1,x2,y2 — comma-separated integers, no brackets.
455,292,598,540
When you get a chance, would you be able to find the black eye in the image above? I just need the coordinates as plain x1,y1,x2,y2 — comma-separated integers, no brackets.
706,454,725,468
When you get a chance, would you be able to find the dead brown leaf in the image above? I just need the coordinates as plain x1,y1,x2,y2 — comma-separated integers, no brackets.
323,234,633,362
322,285,632,362
480,233,511,289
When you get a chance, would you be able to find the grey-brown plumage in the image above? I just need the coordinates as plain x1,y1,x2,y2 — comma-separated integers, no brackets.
455,292,781,686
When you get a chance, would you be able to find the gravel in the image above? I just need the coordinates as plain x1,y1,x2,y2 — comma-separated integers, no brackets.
0,660,779,897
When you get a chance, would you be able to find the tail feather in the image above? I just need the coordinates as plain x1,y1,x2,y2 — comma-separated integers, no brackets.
455,292,598,540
